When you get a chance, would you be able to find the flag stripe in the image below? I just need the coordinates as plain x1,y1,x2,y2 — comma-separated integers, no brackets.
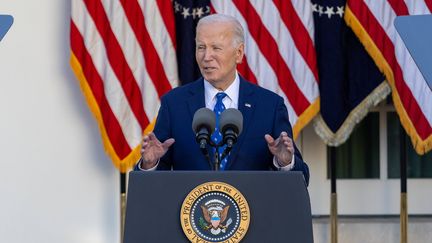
70,21,132,158
120,0,173,97
387,0,409,15
156,0,177,49
291,0,315,40
426,0,432,11
272,0,319,82
403,0,431,15
348,1,432,140
232,0,310,115
83,0,148,129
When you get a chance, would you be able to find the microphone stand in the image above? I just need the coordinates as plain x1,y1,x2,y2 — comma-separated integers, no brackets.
214,146,220,171
196,134,221,170
210,141,222,171
197,139,221,171
220,138,234,162
211,141,233,171
199,133,236,171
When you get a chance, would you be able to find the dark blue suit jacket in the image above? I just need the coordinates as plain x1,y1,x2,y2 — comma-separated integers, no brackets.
137,77,309,185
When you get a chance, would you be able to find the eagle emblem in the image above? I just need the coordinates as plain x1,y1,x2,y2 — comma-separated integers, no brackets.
180,182,250,242
199,199,233,235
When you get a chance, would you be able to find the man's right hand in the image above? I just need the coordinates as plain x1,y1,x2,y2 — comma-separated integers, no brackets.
140,132,175,169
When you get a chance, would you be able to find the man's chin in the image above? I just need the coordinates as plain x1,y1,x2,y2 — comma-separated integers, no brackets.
202,75,218,83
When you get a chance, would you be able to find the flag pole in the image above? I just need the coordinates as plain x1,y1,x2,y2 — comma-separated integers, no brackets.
120,172,127,243
399,125,407,243
329,146,338,243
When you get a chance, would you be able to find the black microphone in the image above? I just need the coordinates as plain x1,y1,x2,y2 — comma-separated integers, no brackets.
219,108,243,151
192,108,216,150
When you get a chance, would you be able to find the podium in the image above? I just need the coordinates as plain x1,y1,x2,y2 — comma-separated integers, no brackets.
124,171,313,242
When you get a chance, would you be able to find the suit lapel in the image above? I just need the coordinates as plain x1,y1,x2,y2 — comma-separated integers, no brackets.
225,77,256,170
187,78,206,118
186,79,213,163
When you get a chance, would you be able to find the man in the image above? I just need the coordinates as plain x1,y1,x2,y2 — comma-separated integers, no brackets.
136,14,309,185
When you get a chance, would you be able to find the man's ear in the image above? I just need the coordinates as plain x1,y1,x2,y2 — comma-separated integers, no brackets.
236,43,245,64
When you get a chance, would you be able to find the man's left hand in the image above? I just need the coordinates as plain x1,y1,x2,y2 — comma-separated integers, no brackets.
265,131,294,166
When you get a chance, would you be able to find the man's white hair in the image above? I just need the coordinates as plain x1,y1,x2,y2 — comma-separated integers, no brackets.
197,14,245,47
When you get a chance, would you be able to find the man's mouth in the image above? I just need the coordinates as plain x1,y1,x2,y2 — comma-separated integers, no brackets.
203,67,216,71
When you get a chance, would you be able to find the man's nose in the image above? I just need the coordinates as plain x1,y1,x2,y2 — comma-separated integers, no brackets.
203,49,214,61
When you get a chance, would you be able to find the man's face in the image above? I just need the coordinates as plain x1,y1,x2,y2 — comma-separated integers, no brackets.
195,22,244,89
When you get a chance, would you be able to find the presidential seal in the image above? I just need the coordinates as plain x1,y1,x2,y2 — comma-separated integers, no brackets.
180,181,250,243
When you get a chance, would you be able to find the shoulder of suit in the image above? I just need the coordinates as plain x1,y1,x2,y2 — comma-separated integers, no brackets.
240,78,283,101
160,78,203,100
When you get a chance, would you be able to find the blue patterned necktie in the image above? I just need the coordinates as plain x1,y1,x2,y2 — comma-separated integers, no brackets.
211,92,228,170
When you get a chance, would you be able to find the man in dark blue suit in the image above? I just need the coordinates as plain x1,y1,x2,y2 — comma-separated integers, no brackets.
136,14,309,185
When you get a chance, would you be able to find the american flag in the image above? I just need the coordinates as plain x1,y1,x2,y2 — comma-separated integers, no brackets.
70,0,178,172
70,0,319,171
345,0,432,154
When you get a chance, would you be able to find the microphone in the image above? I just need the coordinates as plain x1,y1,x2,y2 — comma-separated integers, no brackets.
192,108,216,150
219,108,243,149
